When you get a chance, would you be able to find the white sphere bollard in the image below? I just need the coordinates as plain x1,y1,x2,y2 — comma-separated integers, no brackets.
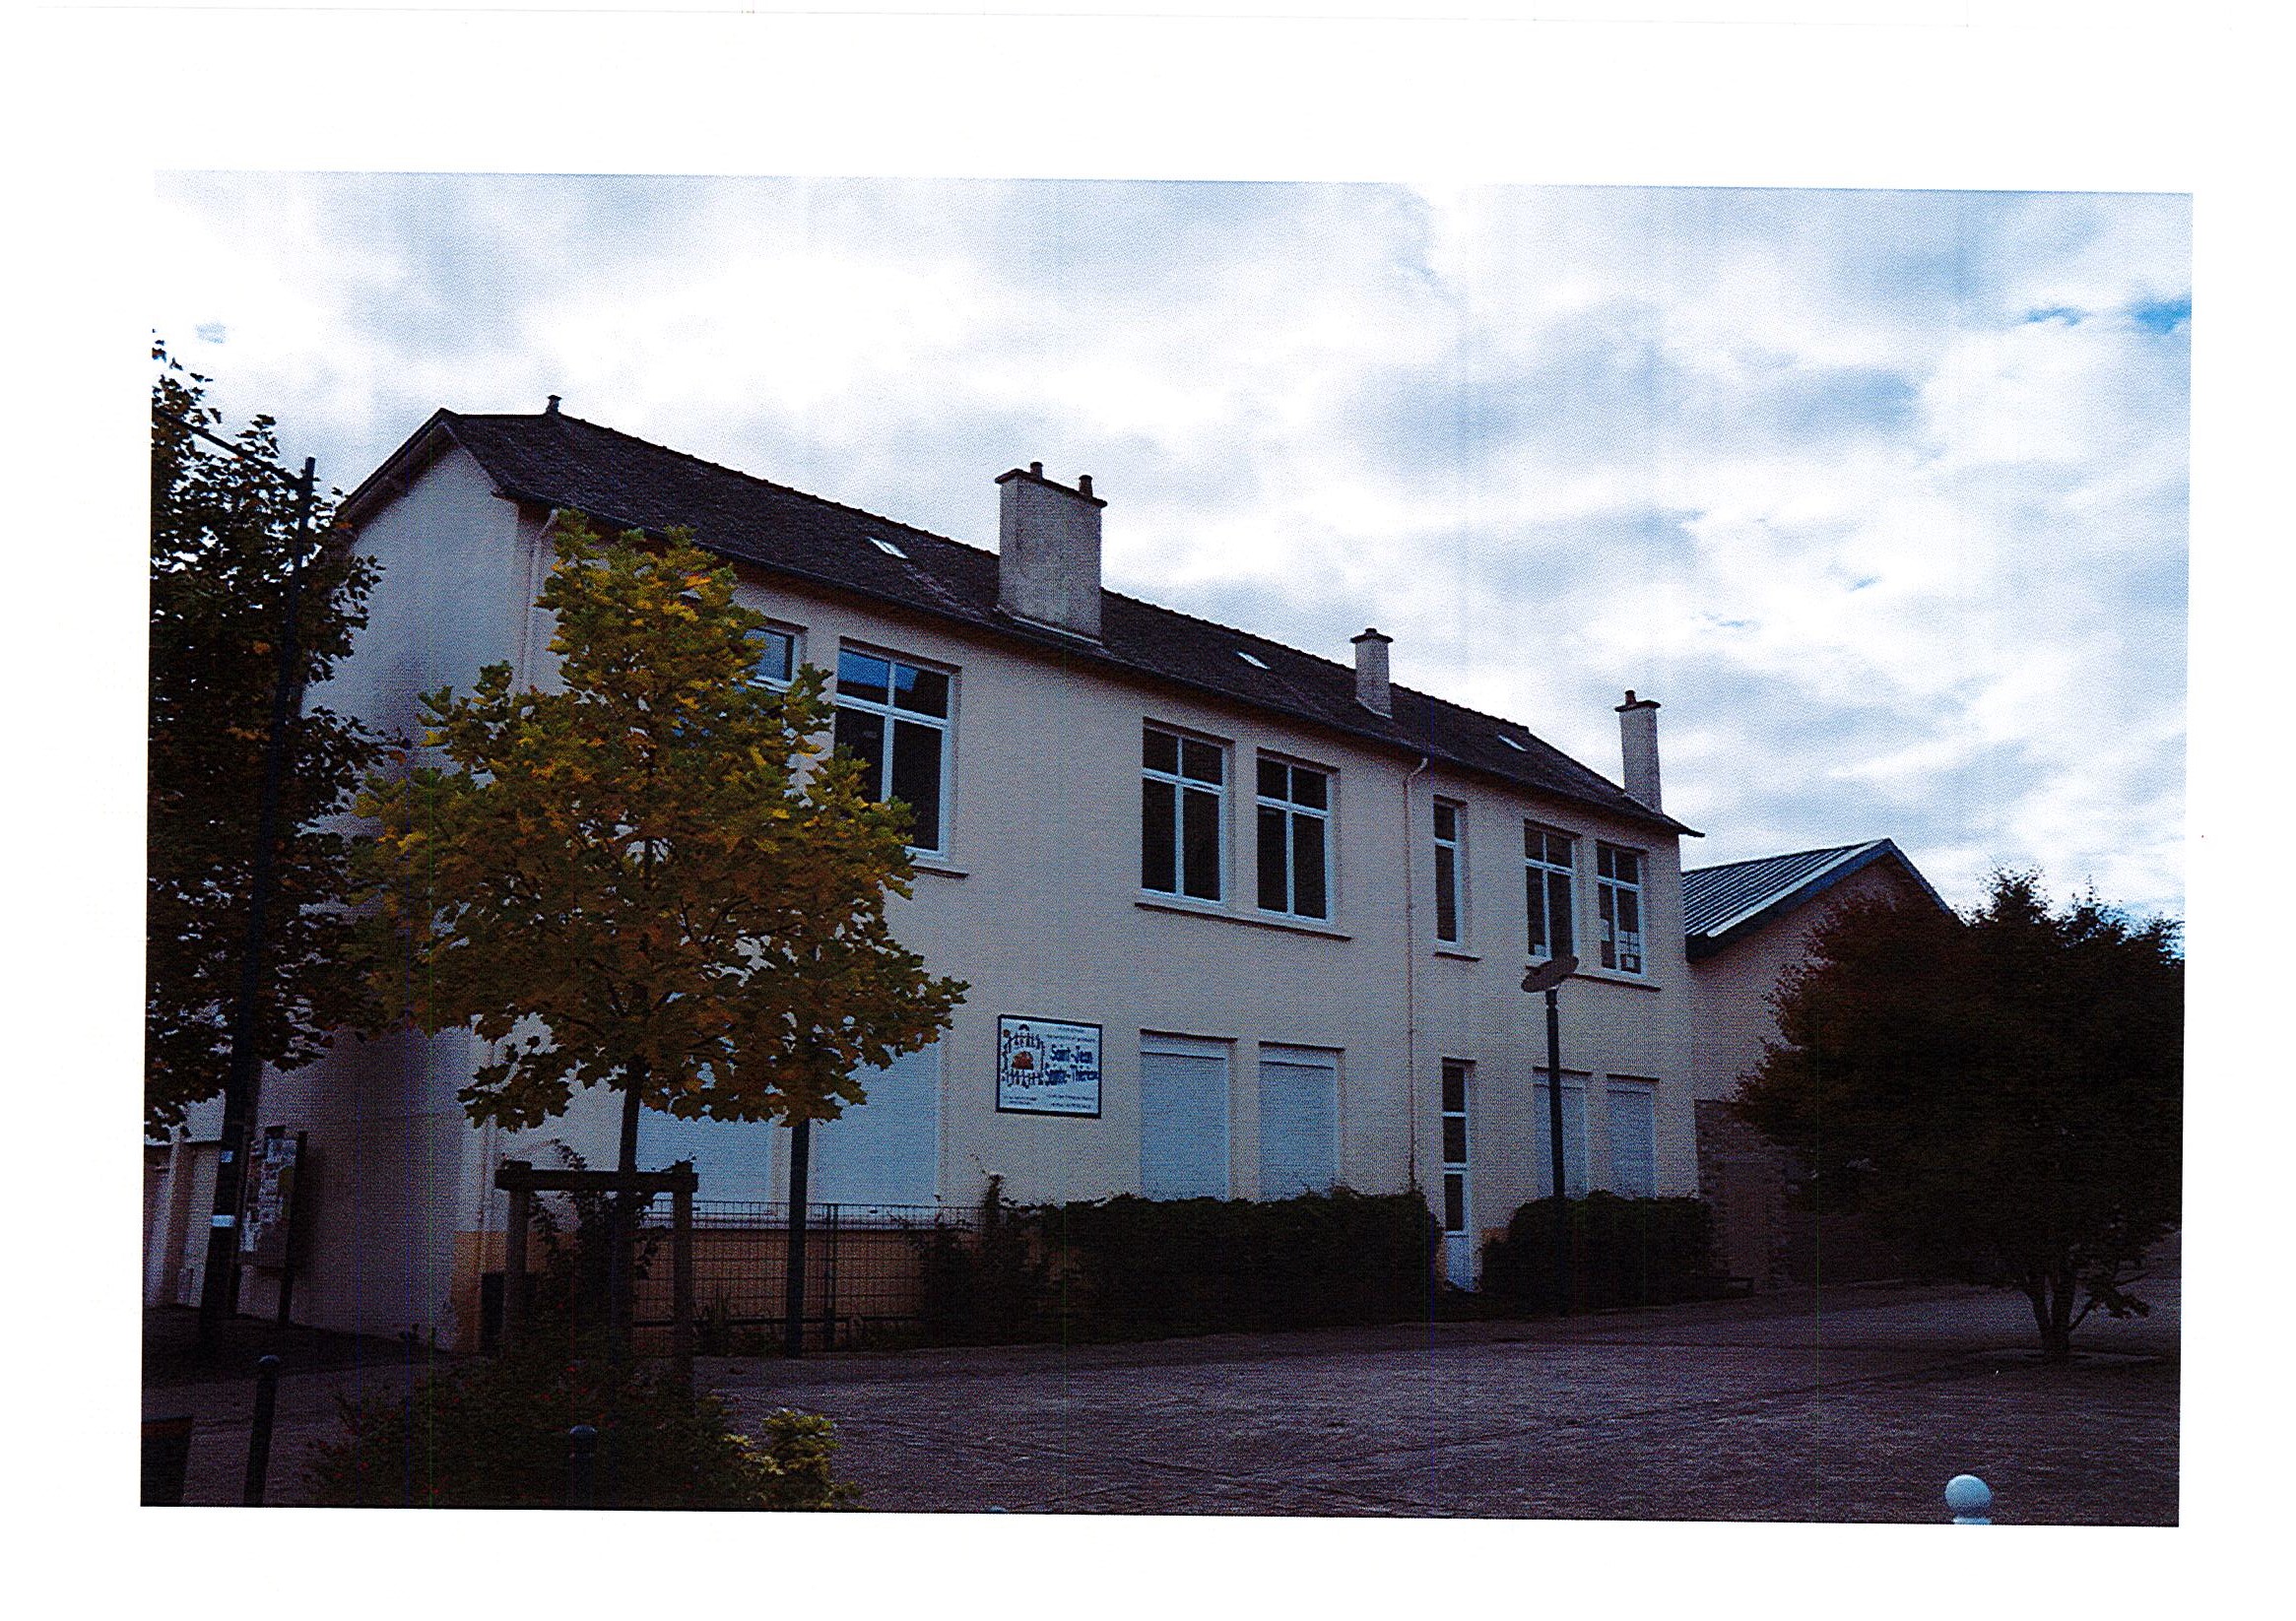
1945,1473,1993,1524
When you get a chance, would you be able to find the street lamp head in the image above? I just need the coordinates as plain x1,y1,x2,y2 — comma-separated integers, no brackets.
1521,955,1579,996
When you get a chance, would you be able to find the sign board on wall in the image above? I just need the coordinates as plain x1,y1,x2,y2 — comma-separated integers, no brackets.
995,1015,1103,1117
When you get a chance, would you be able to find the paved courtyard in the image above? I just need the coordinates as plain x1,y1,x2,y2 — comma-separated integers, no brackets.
150,1276,2177,1522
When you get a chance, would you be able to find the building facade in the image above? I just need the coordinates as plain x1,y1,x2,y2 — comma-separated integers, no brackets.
204,404,1706,1347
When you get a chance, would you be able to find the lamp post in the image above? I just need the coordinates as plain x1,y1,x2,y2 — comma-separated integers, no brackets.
1522,954,1578,1313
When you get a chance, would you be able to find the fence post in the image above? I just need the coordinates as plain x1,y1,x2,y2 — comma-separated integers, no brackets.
566,1424,598,1509
1945,1473,1993,1524
671,1163,694,1394
241,1354,282,1505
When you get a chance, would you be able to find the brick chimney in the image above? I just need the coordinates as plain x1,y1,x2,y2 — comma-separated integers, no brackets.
1615,689,1662,810
1351,628,1393,717
996,462,1104,641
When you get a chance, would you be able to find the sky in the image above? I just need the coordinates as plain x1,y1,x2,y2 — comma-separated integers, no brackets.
152,173,2190,922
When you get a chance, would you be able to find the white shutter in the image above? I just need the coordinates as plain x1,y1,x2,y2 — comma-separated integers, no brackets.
809,1044,941,1207
1141,1040,1231,1200
635,1113,776,1202
1530,1076,1589,1198
1258,1048,1340,1199
1606,1081,1659,1198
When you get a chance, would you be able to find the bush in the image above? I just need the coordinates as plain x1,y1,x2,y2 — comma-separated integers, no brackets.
1047,1188,1439,1339
1478,1194,1722,1313
915,1177,1053,1344
308,1343,859,1510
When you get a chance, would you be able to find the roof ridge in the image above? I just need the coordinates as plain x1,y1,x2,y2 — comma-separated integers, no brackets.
449,408,981,555
1685,840,1878,877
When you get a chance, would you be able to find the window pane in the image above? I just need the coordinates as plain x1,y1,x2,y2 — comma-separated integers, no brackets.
1257,805,1288,910
1549,872,1574,957
1434,845,1458,941
1527,865,1548,955
833,705,886,793
746,627,793,683
893,664,950,717
1525,823,1541,862
889,719,943,848
1598,884,1616,969
1442,1116,1467,1165
1142,779,1177,892
1433,801,1457,842
1292,812,1327,919
1443,1173,1465,1233
1258,757,1288,801
1181,785,1220,900
1615,848,1640,884
1144,727,1179,775
836,650,889,704
1441,1063,1466,1114
1180,737,1222,784
1289,768,1328,810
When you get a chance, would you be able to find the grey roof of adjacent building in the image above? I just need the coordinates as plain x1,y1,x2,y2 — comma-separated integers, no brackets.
345,407,1697,836
1681,838,1947,959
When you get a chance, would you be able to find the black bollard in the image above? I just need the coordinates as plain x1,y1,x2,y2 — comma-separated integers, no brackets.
399,1329,419,1508
242,1354,283,1506
565,1424,599,1509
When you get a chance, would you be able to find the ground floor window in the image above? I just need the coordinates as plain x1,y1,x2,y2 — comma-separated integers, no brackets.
1605,1079,1659,1198
1258,1045,1340,1198
1140,1034,1231,1200
1441,1058,1475,1286
1531,1071,1589,1199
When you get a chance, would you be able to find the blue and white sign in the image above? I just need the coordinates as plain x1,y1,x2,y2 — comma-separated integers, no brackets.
995,1015,1103,1117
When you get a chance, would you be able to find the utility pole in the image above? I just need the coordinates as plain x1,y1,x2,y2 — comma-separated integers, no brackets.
194,453,317,1357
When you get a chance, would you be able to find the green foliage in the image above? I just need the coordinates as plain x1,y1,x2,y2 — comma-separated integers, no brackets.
914,1177,1053,1345
1477,1194,1722,1312
349,515,967,1150
147,344,382,1131
1732,871,2183,1361
518,1142,662,1330
909,1189,1440,1346
308,1344,857,1510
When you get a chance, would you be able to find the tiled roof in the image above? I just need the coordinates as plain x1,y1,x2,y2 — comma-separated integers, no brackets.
347,407,1695,836
1681,839,1945,958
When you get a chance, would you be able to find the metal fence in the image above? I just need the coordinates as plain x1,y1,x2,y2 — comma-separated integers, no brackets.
629,1200,972,1351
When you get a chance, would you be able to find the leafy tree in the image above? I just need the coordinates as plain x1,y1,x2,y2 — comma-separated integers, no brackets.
1733,872,2182,1362
350,516,966,1333
148,345,382,1132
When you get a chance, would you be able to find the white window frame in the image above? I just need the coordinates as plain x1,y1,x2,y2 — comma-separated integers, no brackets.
1139,1032,1233,1200
744,621,803,690
1524,823,1576,963
832,643,954,857
1433,798,1466,945
1142,724,1227,903
1255,754,1334,922
1604,1077,1660,1199
1257,1043,1343,1199
1595,841,1646,975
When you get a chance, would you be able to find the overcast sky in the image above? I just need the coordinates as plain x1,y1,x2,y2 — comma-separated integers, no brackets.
154,174,2189,921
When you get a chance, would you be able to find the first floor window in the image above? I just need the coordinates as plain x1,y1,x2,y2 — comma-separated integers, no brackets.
834,647,951,853
1596,843,1644,973
1143,726,1224,900
1525,824,1575,961
1433,800,1464,944
1257,757,1331,920
745,624,797,687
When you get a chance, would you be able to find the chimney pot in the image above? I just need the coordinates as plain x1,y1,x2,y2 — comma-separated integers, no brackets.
545,394,561,416
1351,627,1394,718
1029,461,1043,478
1078,474,1093,497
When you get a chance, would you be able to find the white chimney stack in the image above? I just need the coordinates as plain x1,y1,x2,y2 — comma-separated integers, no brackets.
1615,689,1662,810
996,462,1105,641
1351,627,1393,717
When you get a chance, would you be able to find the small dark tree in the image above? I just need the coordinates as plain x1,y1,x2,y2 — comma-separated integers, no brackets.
1734,872,2182,1362
148,344,382,1133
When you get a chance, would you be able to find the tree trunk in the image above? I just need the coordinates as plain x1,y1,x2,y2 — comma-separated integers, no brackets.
2026,1265,2075,1364
608,1065,646,1365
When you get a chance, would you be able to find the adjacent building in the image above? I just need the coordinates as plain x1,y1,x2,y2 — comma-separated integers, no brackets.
1683,839,1949,1286
155,402,1715,1347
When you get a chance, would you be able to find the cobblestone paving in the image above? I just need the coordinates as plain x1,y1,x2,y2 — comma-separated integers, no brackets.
150,1278,2177,1521
705,1281,2179,1524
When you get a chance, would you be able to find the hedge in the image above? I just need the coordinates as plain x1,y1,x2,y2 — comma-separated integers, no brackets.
1477,1193,1723,1313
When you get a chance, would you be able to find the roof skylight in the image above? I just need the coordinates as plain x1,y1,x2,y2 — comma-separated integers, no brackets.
868,536,908,558
1498,734,1528,751
1236,650,1269,670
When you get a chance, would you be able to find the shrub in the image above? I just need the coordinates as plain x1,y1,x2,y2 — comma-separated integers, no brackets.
308,1342,858,1510
1047,1188,1439,1339
914,1177,1053,1344
1478,1194,1722,1313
